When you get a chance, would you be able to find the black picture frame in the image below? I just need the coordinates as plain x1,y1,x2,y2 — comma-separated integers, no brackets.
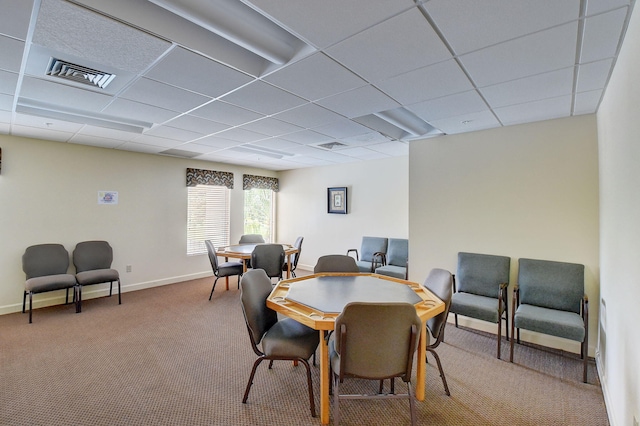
328,187,347,214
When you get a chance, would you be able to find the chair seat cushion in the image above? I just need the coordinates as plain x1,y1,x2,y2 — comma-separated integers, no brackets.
26,274,77,293
514,304,585,342
450,292,500,323
375,265,406,279
355,260,373,273
217,261,244,277
262,318,319,359
76,269,119,286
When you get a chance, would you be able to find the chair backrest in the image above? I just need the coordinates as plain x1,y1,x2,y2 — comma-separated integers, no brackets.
456,252,510,298
23,243,70,279
251,244,285,278
314,255,359,273
518,258,584,313
73,241,113,273
291,236,304,268
422,268,453,340
240,269,278,347
204,240,219,272
359,237,388,263
386,238,408,267
334,302,421,380
239,234,265,244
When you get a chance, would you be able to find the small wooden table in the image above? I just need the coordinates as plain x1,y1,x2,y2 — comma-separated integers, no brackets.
215,244,298,289
267,273,445,425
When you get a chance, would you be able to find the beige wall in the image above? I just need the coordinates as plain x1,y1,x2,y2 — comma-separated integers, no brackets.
277,156,408,270
596,2,640,424
0,135,275,314
408,115,600,355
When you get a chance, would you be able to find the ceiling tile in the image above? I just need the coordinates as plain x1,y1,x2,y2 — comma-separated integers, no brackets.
408,90,488,122
165,114,230,134
76,125,140,141
144,125,203,141
366,141,409,156
239,117,304,137
280,129,333,145
581,8,628,63
577,59,614,92
220,80,306,115
494,95,572,126
375,59,473,105
273,103,343,128
145,46,254,98
264,53,367,101
574,90,603,115
337,146,388,160
312,117,373,139
0,70,18,95
121,78,211,112
214,127,269,143
459,22,578,87
131,134,184,148
11,124,72,141
117,142,166,154
316,85,400,118
191,135,243,149
0,0,32,39
326,9,452,82
190,101,264,126
13,113,84,132
428,110,500,134
0,36,26,72
480,67,575,108
0,93,12,111
248,0,413,48
424,0,580,54
68,133,123,148
19,76,113,112
103,98,179,124
33,0,171,73
586,0,630,17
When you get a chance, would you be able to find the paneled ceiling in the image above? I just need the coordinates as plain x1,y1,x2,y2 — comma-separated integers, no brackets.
0,0,635,170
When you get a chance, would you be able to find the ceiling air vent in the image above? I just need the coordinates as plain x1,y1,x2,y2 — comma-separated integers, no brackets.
46,58,116,89
318,141,347,150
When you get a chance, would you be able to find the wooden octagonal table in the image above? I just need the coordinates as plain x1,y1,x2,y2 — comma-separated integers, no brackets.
266,273,445,425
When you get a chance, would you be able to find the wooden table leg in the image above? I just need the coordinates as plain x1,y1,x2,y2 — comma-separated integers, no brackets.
320,330,330,424
416,322,427,401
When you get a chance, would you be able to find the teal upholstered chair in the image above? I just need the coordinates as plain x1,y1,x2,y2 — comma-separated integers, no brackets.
450,252,511,358
329,302,421,426
510,258,588,382
375,238,408,279
347,236,388,273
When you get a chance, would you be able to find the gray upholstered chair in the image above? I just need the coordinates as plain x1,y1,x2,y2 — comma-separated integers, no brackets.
450,252,511,358
375,238,408,279
510,258,589,382
238,234,265,269
251,244,285,282
422,268,454,395
283,236,303,278
22,243,79,323
205,240,243,300
347,236,388,273
240,269,319,417
239,234,265,244
313,255,359,273
329,302,421,426
73,240,121,313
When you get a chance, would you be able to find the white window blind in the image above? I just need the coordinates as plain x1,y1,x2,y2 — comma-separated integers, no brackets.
244,188,275,243
187,185,230,255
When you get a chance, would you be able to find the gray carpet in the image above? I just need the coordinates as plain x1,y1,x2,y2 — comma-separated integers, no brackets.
0,275,608,425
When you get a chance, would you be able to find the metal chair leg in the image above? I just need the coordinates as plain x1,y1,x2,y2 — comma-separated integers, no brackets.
428,348,450,396
242,357,265,403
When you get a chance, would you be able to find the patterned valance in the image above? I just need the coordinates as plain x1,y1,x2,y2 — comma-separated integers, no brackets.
243,174,279,192
186,168,234,189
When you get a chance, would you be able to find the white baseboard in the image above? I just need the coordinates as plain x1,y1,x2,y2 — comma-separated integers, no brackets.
0,271,212,316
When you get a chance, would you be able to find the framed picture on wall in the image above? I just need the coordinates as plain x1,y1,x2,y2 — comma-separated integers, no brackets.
328,187,347,214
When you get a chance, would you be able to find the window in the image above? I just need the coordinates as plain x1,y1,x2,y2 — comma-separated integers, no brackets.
244,188,275,242
187,185,230,255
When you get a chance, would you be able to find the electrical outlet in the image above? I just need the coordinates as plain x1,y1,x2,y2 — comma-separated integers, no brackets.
126,265,132,273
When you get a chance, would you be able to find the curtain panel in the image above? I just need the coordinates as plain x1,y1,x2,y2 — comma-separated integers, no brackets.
243,174,279,192
186,168,234,189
